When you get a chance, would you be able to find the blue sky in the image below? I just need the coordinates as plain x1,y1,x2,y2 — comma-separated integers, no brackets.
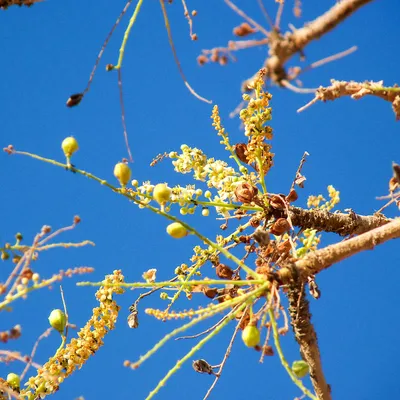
1,1,400,399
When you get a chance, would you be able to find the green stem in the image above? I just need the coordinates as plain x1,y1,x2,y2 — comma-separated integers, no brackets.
256,153,267,194
114,0,145,69
194,199,263,212
269,308,317,400
77,278,263,289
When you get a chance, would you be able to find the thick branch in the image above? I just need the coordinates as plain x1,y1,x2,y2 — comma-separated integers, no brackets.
287,279,331,400
242,0,374,89
0,0,41,9
298,80,400,120
288,207,391,236
279,218,400,282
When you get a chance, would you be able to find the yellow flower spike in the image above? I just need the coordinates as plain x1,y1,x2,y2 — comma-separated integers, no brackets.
153,183,172,206
61,137,79,157
166,222,188,239
113,162,131,187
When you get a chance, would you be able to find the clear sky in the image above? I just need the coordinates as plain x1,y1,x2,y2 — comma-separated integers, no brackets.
1,1,400,399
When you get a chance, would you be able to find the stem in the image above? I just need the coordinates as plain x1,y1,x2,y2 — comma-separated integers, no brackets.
114,0,145,69
269,308,317,400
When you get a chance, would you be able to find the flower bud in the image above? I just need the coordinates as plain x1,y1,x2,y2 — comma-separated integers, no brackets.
113,162,131,186
48,309,66,334
235,182,258,203
292,360,309,378
61,137,79,157
7,373,20,391
201,208,210,217
242,324,260,347
166,222,188,239
153,184,172,205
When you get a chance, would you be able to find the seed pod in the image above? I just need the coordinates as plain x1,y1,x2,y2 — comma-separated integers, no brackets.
202,287,218,299
113,162,131,186
242,323,260,347
286,189,298,203
269,195,286,210
166,222,188,239
48,309,66,334
215,263,234,279
66,93,84,107
292,360,309,378
235,182,258,203
192,359,215,375
233,143,249,164
270,218,291,236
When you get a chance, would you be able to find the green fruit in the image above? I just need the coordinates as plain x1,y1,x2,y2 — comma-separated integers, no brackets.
48,309,67,334
7,373,20,391
242,324,260,347
166,222,188,239
292,360,309,378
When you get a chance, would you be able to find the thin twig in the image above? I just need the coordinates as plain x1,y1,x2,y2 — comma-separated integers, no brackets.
117,68,133,162
224,0,270,38
202,308,248,400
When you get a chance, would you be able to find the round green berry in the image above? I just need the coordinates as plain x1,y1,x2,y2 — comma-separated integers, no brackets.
48,309,66,334
7,373,20,391
153,184,171,205
166,222,188,239
242,324,260,347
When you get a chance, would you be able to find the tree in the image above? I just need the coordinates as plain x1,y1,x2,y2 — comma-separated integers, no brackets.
1,1,399,399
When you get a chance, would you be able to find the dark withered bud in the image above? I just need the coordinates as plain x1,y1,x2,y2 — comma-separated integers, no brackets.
192,359,215,375
202,287,218,299
286,189,298,203
393,162,400,183
262,345,274,356
66,93,84,107
250,216,260,228
127,305,139,329
234,143,249,164
106,64,114,71
277,239,291,254
389,177,399,193
269,194,286,210
270,218,291,236
235,182,258,203
253,227,270,247
215,263,234,279
294,173,306,188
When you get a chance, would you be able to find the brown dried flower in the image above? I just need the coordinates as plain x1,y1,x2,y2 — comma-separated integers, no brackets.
235,182,258,203
215,263,234,280
270,218,291,235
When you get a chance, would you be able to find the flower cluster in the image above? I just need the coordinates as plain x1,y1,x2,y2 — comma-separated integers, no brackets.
20,270,124,399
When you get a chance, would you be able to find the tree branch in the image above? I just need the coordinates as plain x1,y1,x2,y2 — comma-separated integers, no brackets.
297,80,400,120
242,0,374,90
288,207,391,236
287,278,331,400
278,218,400,282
